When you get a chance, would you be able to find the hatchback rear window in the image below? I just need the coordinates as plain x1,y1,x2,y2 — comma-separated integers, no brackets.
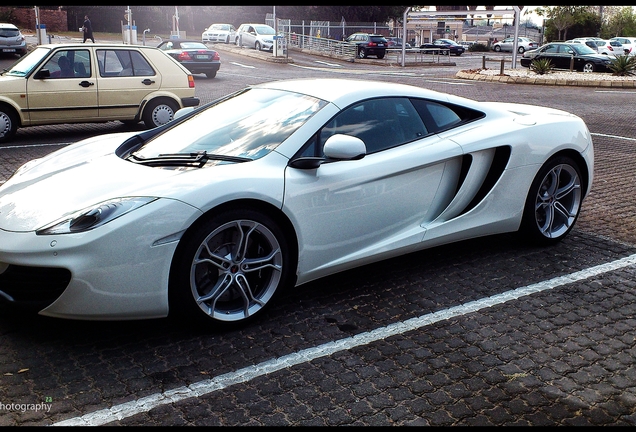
0,28,20,38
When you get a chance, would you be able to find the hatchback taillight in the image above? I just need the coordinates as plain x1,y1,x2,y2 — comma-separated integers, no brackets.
368,41,377,47
188,75,195,88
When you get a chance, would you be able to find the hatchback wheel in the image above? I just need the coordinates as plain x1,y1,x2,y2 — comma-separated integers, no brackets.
0,104,18,143
143,98,179,128
255,41,262,51
169,208,296,328
358,47,367,59
519,156,583,245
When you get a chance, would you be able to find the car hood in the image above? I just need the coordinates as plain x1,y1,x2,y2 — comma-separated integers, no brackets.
0,132,237,232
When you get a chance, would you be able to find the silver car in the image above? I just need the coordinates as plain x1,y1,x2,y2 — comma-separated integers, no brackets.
0,23,27,57
235,23,276,51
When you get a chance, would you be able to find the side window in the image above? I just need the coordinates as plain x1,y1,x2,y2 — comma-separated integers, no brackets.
96,49,154,77
42,50,85,78
544,44,558,53
411,99,483,133
300,97,428,158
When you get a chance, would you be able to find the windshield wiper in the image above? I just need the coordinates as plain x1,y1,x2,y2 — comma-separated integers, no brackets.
127,151,251,167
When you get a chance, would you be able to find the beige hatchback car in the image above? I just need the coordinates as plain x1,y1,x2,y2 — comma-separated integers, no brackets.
0,43,200,143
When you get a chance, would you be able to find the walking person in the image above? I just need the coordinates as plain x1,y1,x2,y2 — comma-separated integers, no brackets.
82,15,95,43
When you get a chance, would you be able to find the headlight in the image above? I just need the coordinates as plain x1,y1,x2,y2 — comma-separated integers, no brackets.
36,197,157,235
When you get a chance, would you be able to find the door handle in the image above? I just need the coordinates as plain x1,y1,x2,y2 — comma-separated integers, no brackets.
79,81,94,87
142,79,155,85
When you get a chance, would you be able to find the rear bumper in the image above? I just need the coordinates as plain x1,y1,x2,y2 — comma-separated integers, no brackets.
181,97,200,108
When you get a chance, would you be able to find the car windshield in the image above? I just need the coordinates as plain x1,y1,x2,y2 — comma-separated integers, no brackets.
133,88,328,162
3,46,51,76
179,42,208,49
212,24,229,31
254,25,275,35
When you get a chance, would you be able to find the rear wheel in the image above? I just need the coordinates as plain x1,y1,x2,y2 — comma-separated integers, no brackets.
518,46,526,54
582,62,595,73
376,52,385,59
169,208,295,328
358,47,367,58
205,70,217,78
142,98,179,128
519,156,583,246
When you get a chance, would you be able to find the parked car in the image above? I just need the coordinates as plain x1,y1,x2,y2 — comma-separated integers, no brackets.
492,36,538,54
0,23,27,57
235,23,276,51
345,33,388,59
565,39,600,52
157,39,220,78
610,37,636,56
386,37,411,49
201,23,235,44
0,43,199,143
420,38,465,56
0,78,594,328
520,42,615,72
595,39,624,57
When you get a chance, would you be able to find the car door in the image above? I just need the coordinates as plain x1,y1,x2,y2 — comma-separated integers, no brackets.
501,37,514,51
26,48,98,123
95,48,158,120
283,97,464,278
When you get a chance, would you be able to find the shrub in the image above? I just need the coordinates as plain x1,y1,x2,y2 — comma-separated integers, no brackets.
529,58,554,75
608,54,636,76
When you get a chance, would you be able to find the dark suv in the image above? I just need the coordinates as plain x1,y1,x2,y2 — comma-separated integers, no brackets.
345,33,387,59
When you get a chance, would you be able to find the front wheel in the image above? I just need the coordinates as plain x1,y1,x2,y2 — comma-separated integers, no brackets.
255,41,262,51
494,45,501,52
582,62,595,73
0,104,19,143
142,98,179,128
519,156,583,246
169,208,295,328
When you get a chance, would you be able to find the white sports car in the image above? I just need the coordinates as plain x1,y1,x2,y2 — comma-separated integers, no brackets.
0,78,594,328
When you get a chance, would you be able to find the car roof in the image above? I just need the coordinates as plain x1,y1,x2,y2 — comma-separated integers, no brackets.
0,23,19,29
254,78,480,111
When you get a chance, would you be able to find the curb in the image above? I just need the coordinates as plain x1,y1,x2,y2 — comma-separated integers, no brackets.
455,69,636,88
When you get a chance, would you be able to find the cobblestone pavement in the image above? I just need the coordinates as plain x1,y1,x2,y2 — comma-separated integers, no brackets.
0,41,636,426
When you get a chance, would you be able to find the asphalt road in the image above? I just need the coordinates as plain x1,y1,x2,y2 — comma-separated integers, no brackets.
1,43,636,426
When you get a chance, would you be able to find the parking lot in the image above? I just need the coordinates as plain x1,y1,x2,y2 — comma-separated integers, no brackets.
1,42,636,426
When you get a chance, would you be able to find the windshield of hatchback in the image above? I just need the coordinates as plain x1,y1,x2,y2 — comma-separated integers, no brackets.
4,46,51,76
133,88,328,162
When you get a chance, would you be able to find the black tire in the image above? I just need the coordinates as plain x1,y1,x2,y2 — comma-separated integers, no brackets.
454,52,462,56
235,36,241,47
225,35,230,44
168,208,295,328
358,47,367,59
518,46,526,54
205,70,217,78
0,104,18,143
142,98,179,128
582,62,595,73
494,45,501,52
519,156,583,246
255,41,262,51
376,52,385,59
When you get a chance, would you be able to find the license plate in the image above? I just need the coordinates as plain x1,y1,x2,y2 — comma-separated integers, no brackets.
378,44,385,47
2,48,15,52
196,55,209,60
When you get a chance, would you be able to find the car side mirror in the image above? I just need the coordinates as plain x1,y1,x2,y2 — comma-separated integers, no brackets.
288,134,366,170
34,69,51,79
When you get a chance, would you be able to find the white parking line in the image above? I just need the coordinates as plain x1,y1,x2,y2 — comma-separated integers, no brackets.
229,62,256,68
53,253,636,426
